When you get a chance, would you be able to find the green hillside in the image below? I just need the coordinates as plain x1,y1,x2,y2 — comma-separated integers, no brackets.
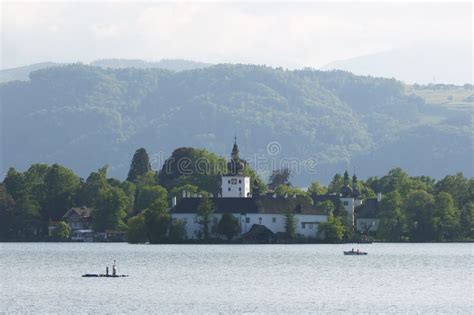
1,64,471,184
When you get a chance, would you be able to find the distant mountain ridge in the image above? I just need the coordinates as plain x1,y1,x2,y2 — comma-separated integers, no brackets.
0,59,212,83
1,64,471,184
321,43,472,85
0,62,59,83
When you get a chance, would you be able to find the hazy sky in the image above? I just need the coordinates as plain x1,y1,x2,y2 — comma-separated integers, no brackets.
1,1,472,70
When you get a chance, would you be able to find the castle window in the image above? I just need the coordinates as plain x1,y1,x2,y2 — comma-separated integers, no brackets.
301,223,305,229
238,187,242,191
245,217,250,223
239,179,242,184
228,187,231,191
272,217,276,223
231,179,237,184
343,201,349,206
228,180,231,184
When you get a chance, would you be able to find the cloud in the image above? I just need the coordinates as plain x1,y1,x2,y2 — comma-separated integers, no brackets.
0,2,472,69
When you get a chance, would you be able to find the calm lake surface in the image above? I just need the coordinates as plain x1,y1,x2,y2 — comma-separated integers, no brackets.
1,243,473,313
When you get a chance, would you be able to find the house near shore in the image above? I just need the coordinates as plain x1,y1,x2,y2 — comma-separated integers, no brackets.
63,206,93,230
63,206,94,241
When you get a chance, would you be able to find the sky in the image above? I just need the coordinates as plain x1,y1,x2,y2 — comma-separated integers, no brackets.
0,1,472,71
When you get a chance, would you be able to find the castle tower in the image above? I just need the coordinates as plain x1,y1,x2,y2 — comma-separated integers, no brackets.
340,170,355,225
221,137,251,198
352,172,363,207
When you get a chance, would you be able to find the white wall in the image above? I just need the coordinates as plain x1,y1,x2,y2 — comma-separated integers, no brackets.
221,176,250,198
171,212,327,239
341,197,355,225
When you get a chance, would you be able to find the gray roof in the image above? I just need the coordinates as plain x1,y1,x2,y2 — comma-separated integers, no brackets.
63,206,93,219
171,196,325,215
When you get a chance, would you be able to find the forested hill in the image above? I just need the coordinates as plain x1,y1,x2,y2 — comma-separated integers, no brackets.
1,64,471,184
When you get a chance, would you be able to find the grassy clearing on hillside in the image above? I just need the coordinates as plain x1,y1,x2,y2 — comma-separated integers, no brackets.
405,84,473,110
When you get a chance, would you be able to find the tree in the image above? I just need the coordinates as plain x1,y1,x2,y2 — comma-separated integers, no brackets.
0,185,17,240
217,212,239,240
92,186,128,232
3,168,27,201
274,184,311,203
157,147,227,194
134,171,158,188
243,167,267,196
52,221,71,240
268,168,291,190
135,185,168,213
432,192,460,241
327,173,344,194
78,166,109,207
143,206,170,244
316,200,335,215
403,190,435,242
284,208,297,240
377,191,406,241
10,196,42,240
127,214,147,243
197,193,214,240
460,202,474,239
41,164,81,220
308,181,327,196
127,148,152,183
318,215,345,242
169,219,187,242
435,173,470,208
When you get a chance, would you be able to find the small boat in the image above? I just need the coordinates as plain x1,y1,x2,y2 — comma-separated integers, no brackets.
344,250,367,255
82,274,128,278
83,260,128,277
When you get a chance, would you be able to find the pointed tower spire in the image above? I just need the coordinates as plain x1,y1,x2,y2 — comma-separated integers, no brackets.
343,169,349,186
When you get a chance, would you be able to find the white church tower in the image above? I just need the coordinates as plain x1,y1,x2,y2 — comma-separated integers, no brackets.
221,137,251,198
340,170,355,225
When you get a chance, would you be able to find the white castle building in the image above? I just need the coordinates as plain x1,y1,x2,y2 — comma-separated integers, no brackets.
169,139,381,240
170,139,327,241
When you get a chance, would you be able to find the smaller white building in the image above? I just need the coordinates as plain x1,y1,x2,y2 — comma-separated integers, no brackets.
355,196,381,233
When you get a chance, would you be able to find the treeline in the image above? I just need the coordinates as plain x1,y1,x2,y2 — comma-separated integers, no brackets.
0,147,472,242
366,169,473,242
0,147,264,242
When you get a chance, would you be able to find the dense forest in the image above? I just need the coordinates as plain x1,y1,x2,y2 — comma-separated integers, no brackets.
0,147,472,243
1,64,471,184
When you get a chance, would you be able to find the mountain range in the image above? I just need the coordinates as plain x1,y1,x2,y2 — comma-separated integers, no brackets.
1,63,472,184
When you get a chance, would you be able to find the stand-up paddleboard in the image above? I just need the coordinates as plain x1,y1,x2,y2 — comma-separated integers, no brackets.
82,274,128,277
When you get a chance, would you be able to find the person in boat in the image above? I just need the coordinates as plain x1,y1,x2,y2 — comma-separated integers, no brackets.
351,248,354,252
106,266,109,276
112,260,117,276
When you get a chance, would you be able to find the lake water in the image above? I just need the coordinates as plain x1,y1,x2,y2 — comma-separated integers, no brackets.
0,243,473,313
